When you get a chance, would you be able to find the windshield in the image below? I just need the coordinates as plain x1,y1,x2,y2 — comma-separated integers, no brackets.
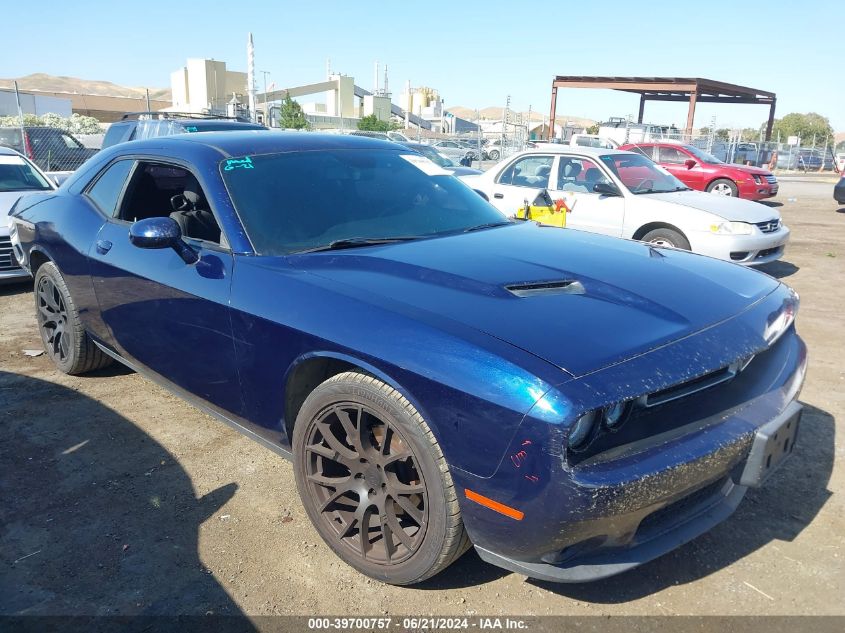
0,155,53,192
599,153,689,194
411,144,456,168
684,145,723,164
221,149,508,255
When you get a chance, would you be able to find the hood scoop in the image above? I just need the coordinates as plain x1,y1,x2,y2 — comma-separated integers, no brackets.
505,279,585,298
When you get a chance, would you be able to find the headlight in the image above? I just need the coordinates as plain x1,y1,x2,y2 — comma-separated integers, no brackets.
568,410,597,450
764,288,799,345
709,221,754,235
753,175,763,184
602,401,631,430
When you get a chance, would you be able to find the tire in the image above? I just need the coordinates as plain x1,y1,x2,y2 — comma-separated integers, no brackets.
706,178,738,196
292,371,469,585
34,261,113,375
640,227,691,250
488,149,500,160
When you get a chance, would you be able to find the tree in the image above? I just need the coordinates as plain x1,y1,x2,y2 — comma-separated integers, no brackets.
771,112,833,146
357,114,393,132
278,92,308,130
585,123,600,135
0,112,101,134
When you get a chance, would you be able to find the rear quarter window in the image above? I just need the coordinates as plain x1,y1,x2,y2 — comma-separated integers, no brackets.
86,160,134,216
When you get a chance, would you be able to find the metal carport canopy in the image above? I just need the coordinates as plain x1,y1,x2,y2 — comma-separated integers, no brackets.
548,76,777,140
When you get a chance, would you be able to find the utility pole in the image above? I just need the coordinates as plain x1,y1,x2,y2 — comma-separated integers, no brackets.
501,95,510,152
260,71,271,125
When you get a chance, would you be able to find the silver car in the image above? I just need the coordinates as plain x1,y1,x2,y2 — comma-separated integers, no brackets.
1,146,56,283
462,147,790,266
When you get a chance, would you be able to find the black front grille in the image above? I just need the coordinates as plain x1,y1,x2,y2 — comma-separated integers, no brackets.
637,478,728,538
0,236,21,272
755,246,782,259
755,219,780,233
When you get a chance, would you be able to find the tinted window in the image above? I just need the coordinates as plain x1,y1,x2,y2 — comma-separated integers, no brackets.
102,122,136,148
87,160,134,215
0,128,23,151
0,155,52,191
221,149,507,255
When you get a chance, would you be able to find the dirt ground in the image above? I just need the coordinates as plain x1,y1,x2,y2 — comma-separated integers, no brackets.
1,178,843,618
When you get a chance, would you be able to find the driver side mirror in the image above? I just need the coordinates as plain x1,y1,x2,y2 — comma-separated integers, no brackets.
684,159,697,169
593,182,621,197
129,216,199,264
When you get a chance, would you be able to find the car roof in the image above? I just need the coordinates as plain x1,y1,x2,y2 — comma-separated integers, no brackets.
0,145,23,156
119,131,404,157
514,146,631,157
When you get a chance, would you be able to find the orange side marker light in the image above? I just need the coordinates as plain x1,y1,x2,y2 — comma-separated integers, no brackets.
464,489,524,521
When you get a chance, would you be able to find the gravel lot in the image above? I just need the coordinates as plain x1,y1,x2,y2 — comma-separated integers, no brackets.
1,179,842,618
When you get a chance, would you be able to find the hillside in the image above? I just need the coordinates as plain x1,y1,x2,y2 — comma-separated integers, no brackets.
447,105,593,127
0,73,171,100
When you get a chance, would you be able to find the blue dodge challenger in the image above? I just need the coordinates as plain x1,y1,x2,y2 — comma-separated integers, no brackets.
8,132,806,585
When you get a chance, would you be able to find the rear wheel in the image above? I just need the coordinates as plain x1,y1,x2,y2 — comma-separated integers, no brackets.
641,227,691,250
292,371,469,585
706,178,738,196
34,262,112,375
488,149,500,160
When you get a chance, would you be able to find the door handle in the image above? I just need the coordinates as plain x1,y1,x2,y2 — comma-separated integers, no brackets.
493,193,504,199
96,239,113,255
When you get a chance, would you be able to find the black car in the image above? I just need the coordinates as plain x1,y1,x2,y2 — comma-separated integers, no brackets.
835,173,845,205
0,126,99,172
102,112,266,149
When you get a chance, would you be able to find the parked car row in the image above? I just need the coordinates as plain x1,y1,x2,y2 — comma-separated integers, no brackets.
7,131,805,587
621,142,778,200
461,146,789,266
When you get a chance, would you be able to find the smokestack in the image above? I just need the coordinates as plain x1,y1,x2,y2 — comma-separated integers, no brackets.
383,64,389,97
374,61,379,95
247,33,257,121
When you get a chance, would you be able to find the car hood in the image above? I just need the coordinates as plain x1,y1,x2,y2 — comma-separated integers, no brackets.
725,164,771,176
289,223,779,376
642,190,778,222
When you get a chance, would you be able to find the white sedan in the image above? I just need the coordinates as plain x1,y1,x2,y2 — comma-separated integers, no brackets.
461,147,790,266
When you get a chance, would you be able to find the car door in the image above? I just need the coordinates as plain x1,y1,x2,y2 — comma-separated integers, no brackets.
87,158,244,417
487,154,556,217
553,155,626,237
658,146,708,191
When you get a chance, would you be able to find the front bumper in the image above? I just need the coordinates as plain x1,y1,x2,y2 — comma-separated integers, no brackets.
738,180,778,200
0,229,30,284
689,226,790,266
452,296,807,582
473,400,802,582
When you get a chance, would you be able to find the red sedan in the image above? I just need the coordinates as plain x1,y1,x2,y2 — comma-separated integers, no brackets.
620,142,778,200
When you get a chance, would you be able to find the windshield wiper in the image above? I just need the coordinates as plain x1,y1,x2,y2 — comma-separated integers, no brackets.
293,236,422,254
462,221,512,233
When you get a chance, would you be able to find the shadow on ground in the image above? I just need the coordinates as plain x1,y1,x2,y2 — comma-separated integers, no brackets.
758,201,784,208
0,371,253,624
0,281,32,298
758,260,800,279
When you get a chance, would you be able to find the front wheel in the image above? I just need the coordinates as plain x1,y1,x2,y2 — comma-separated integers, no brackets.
706,178,738,196
641,227,691,250
292,372,469,585
34,261,112,375
488,149,500,160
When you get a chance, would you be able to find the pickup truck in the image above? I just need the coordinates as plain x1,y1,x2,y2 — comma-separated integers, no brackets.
0,126,98,172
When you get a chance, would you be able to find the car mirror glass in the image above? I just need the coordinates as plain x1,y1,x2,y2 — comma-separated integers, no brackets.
685,159,697,169
593,182,621,197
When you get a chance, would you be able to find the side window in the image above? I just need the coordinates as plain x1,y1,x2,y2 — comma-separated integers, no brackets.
658,147,688,164
86,160,134,216
117,162,223,246
61,134,82,149
626,145,654,159
497,156,554,188
555,158,610,193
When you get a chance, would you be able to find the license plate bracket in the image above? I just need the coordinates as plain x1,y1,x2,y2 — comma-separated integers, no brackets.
738,403,801,488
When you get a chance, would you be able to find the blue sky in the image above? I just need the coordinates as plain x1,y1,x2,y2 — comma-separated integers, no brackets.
3,1,842,131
